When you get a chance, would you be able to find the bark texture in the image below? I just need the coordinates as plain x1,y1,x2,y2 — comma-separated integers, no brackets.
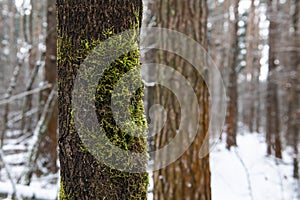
57,1,148,199
147,1,211,199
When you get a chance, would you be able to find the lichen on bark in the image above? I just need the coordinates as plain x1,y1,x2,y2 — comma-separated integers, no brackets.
57,1,148,199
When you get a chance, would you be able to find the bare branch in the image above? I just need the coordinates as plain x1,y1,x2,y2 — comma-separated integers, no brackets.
18,84,57,185
0,83,52,106
0,149,21,199
1,63,22,148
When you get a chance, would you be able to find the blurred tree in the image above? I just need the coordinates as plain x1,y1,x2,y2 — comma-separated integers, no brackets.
287,0,299,179
226,0,239,149
266,0,282,159
57,0,148,199
245,0,261,133
38,0,58,175
147,0,211,199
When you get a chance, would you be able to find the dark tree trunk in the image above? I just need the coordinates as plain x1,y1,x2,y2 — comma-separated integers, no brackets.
57,0,148,199
266,0,282,159
148,0,211,199
287,0,299,179
226,0,239,149
38,0,58,175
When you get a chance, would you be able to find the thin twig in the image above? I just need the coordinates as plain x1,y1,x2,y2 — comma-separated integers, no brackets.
1,63,22,148
0,83,52,106
18,84,57,185
20,53,45,133
8,107,39,126
20,60,44,134
0,149,21,200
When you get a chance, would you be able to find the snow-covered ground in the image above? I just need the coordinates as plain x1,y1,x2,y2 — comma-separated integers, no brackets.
0,130,59,199
1,131,299,199
211,132,300,200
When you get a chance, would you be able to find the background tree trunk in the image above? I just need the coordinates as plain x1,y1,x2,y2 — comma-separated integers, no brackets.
287,0,299,179
57,0,148,199
226,0,239,149
266,0,282,159
147,0,211,199
38,0,58,175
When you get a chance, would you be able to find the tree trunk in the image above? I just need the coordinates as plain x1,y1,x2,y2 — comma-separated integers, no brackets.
57,1,148,199
254,16,261,134
287,0,299,179
148,1,211,199
245,0,255,133
245,0,261,133
266,0,282,159
226,0,239,149
38,0,58,174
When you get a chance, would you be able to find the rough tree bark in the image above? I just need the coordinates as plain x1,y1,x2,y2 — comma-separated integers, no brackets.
148,0,211,199
57,0,148,199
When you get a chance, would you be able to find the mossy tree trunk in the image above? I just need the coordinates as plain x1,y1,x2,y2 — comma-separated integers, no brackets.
57,0,148,199
147,0,211,199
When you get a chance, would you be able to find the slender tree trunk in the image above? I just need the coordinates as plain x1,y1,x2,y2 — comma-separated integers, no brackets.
254,14,261,134
37,0,58,175
149,1,211,199
245,0,255,133
57,1,148,199
226,0,239,149
287,0,299,179
245,0,261,133
266,0,282,158
254,59,261,133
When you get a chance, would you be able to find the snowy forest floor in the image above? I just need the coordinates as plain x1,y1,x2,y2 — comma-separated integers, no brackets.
0,130,299,199
211,131,300,200
0,130,59,199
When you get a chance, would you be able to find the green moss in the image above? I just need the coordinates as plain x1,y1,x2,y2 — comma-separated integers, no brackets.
57,4,148,198
59,180,70,200
59,30,148,170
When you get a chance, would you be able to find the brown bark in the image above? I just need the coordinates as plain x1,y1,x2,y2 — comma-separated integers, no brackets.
287,0,299,179
38,0,58,174
266,0,282,159
226,0,239,149
245,0,261,133
149,0,211,199
57,0,148,199
246,0,255,133
254,14,261,133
